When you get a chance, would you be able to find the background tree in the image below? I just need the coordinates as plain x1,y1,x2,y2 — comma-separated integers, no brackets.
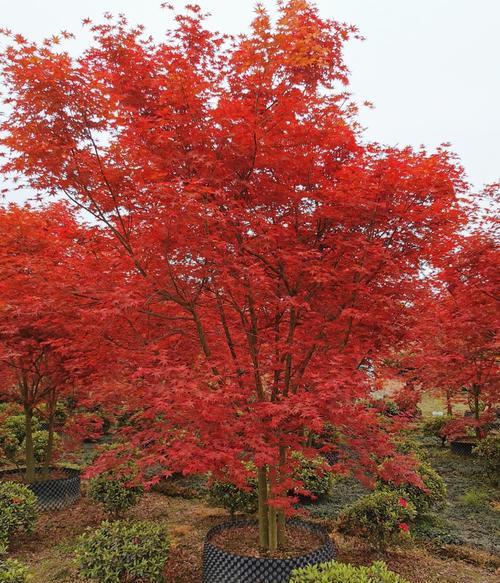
407,230,499,437
0,204,101,480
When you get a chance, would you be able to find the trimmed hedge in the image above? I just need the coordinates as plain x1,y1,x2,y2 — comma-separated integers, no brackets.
377,461,446,515
208,479,257,518
88,472,143,519
473,434,500,486
76,520,169,583
290,560,409,583
338,490,415,549
0,483,37,547
292,453,332,501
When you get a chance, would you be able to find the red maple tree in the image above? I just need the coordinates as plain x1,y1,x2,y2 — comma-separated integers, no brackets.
407,228,499,437
0,2,467,548
0,204,93,479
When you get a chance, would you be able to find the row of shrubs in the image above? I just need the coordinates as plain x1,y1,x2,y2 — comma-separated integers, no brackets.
0,508,407,583
2,431,498,582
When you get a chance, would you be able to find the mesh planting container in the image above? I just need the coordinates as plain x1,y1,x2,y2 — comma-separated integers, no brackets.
202,518,335,583
0,466,81,511
450,440,477,456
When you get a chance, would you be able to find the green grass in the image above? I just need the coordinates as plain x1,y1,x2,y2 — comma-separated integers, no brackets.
418,393,467,418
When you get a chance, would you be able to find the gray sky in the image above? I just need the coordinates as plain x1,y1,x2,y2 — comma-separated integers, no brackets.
1,0,499,200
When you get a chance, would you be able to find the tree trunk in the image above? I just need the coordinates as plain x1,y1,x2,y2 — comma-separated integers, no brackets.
268,503,278,552
257,467,269,550
24,406,36,483
446,390,453,416
473,385,481,438
42,393,56,479
277,446,286,548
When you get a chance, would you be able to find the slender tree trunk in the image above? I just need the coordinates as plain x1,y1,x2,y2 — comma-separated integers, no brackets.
267,465,278,552
24,405,35,483
268,503,278,552
473,385,481,438
446,390,453,416
43,392,56,479
257,467,269,550
277,446,286,548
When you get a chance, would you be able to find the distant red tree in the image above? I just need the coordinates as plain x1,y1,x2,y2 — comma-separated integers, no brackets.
0,205,90,479
0,2,466,548
407,230,499,435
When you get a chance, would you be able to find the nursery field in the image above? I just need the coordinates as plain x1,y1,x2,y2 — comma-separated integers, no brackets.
7,442,500,583
0,2,498,583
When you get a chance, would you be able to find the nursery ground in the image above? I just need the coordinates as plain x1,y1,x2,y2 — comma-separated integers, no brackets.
10,485,500,583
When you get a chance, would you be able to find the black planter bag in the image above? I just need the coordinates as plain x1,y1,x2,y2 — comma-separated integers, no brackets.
0,466,81,511
203,519,335,583
450,440,476,456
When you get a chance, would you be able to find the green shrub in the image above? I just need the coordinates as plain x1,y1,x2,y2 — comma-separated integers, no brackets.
393,435,427,461
422,416,452,446
0,430,20,466
0,483,37,547
293,453,332,501
378,461,446,515
459,488,491,509
383,401,400,416
338,490,415,549
0,556,30,583
290,560,410,582
76,520,169,583
21,431,60,465
88,472,143,519
0,415,43,465
36,402,69,427
473,434,500,486
208,479,257,518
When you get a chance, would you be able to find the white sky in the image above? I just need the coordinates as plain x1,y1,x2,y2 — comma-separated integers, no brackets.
1,0,499,200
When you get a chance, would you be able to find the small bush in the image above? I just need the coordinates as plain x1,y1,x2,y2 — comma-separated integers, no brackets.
3,416,41,444
0,483,37,547
88,472,143,519
293,453,332,501
21,431,60,465
208,479,257,518
473,434,500,486
459,488,491,510
0,415,42,464
36,402,69,427
0,430,20,466
338,490,415,549
290,560,410,582
378,461,446,515
422,416,452,446
0,556,30,583
76,520,169,583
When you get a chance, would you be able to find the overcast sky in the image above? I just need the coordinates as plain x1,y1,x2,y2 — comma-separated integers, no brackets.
1,0,499,202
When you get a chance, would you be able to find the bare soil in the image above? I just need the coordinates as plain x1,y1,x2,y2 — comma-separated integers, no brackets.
1,468,70,483
210,522,324,558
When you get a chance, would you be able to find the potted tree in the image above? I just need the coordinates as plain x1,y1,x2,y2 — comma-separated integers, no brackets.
0,1,465,579
406,231,498,456
0,205,90,509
